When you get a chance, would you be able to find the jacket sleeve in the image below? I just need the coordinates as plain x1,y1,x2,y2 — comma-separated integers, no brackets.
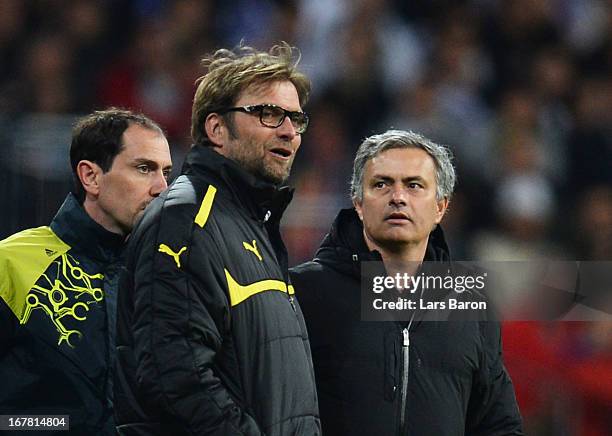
465,321,524,436
127,211,262,435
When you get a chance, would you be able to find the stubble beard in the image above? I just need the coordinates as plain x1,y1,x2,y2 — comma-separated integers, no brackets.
229,139,293,185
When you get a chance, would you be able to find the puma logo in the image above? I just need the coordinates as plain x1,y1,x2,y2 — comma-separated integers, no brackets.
158,244,187,268
243,240,262,261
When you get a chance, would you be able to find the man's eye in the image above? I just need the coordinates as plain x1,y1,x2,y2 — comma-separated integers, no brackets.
163,169,172,180
261,107,282,121
137,165,151,174
408,182,422,189
374,181,386,189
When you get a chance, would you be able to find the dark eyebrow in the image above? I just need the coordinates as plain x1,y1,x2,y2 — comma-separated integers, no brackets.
370,175,427,184
403,176,426,184
132,158,172,171
371,175,395,182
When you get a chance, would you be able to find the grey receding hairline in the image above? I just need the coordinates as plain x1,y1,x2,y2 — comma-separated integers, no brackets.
350,129,457,202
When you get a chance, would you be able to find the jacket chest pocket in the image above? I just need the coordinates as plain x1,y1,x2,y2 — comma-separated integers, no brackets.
412,323,480,375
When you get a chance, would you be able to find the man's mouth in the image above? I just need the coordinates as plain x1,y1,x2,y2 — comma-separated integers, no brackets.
385,212,411,223
268,147,292,160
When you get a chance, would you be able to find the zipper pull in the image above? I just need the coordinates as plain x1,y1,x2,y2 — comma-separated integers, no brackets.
402,328,410,347
289,295,297,312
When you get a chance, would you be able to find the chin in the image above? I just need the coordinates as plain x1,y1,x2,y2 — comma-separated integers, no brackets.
383,227,414,238
264,160,292,182
261,170,288,185
381,232,420,245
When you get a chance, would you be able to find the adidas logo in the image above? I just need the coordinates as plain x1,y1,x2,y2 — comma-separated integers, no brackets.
45,248,57,257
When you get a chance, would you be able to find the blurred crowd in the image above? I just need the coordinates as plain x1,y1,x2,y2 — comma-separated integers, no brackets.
1,0,611,434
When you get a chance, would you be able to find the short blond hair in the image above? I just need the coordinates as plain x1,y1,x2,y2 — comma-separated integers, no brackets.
191,42,311,146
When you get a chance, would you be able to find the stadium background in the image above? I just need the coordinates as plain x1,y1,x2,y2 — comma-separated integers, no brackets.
0,0,610,434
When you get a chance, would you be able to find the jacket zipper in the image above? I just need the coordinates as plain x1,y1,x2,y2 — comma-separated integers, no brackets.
262,211,297,314
288,294,297,312
399,328,410,432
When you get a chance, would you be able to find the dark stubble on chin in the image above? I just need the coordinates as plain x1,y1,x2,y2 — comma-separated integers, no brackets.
224,118,294,184
251,156,292,185
229,141,292,185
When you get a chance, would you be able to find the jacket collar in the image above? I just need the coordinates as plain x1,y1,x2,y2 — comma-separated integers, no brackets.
182,145,294,223
315,208,451,279
50,193,125,262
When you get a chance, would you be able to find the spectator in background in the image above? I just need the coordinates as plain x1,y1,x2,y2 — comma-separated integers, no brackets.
284,94,354,263
568,77,612,189
574,185,612,260
23,32,76,113
470,128,564,262
0,108,172,435
0,0,27,113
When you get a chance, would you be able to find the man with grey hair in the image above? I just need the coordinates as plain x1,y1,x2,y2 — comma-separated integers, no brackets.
291,129,523,435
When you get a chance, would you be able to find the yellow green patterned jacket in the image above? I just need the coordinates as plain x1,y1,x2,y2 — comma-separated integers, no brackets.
0,193,124,435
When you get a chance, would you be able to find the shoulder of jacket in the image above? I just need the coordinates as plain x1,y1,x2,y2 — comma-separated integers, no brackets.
290,260,341,290
291,259,349,278
0,226,71,320
131,177,230,265
1,225,61,246
132,176,220,239
159,175,233,225
290,261,325,276
0,226,70,260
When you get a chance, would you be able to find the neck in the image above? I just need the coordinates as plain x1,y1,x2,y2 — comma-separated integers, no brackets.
83,199,126,238
363,231,428,277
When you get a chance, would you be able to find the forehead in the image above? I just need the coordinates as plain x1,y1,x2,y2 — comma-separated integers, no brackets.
235,80,301,109
116,124,171,162
365,147,437,181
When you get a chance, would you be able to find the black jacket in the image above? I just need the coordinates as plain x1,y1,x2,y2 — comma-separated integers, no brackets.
290,208,524,436
0,193,124,435
115,146,320,435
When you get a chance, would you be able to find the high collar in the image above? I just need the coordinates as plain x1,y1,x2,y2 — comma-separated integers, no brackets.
50,193,125,262
182,145,294,224
314,208,451,279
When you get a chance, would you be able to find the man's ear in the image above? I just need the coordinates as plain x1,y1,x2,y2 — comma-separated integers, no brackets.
76,160,102,197
353,198,364,221
434,197,449,224
204,113,226,148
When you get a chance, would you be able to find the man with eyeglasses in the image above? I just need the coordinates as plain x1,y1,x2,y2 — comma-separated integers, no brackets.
114,43,320,435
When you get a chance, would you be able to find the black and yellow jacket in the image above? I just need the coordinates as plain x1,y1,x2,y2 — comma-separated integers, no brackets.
114,145,320,435
0,193,124,435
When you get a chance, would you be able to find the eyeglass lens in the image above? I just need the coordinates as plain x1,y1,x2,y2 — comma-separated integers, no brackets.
260,106,307,133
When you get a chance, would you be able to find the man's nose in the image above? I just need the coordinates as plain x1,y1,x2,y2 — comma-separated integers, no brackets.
276,116,297,141
389,186,407,206
150,172,168,197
